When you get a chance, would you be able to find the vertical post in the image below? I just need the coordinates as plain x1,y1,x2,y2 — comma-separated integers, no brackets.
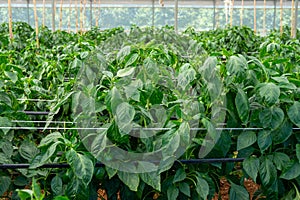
33,0,39,47
213,0,216,29
293,0,299,37
8,0,13,40
263,0,266,34
230,0,235,27
254,0,256,32
75,0,78,31
240,0,244,26
80,0,83,32
68,0,72,32
43,0,45,26
280,0,283,34
90,0,92,28
152,0,155,27
52,0,56,32
59,0,63,30
174,0,178,32
27,0,30,24
291,0,295,36
273,0,276,29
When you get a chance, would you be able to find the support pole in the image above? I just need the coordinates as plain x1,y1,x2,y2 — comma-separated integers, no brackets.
152,0,155,27
33,0,39,47
43,0,45,26
213,0,216,29
230,0,235,27
174,0,178,32
90,0,92,28
280,0,283,34
27,0,30,24
59,0,63,30
68,0,72,32
8,0,13,40
52,0,56,32
273,0,276,29
291,0,295,37
240,0,244,26
263,0,266,34
254,0,257,32
293,0,299,37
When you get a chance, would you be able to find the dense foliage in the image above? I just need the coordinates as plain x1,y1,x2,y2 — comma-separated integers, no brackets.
0,22,300,199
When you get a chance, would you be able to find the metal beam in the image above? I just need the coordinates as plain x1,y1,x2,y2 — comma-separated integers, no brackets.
273,0,276,29
152,0,155,27
294,0,299,37
90,0,93,28
52,0,55,31
27,0,30,24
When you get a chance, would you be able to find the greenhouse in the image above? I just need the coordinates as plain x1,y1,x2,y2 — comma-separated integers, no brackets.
0,0,300,199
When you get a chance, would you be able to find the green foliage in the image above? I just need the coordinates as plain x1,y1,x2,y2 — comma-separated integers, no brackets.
0,22,300,199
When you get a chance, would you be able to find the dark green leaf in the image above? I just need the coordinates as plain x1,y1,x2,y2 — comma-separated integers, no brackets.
229,181,249,200
51,176,63,196
288,102,300,127
296,144,300,163
19,141,39,161
140,172,161,191
173,168,186,183
257,130,272,153
280,161,300,180
259,107,284,130
235,88,249,123
237,131,256,151
0,176,11,196
243,157,259,182
258,83,280,105
167,185,179,200
179,182,191,197
0,117,12,135
272,152,290,171
259,156,277,187
118,171,139,191
195,176,209,200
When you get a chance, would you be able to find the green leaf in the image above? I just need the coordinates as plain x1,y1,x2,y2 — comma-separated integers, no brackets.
117,46,131,62
115,102,135,135
0,139,13,158
257,130,272,153
116,67,135,77
259,107,284,130
19,141,39,161
118,171,139,191
167,185,179,200
179,182,191,197
30,141,61,169
235,88,249,123
66,149,94,186
259,156,277,187
271,119,293,144
32,177,44,200
272,152,290,171
39,132,63,147
0,176,11,196
243,157,259,182
195,176,209,200
257,83,280,105
53,196,70,200
280,161,300,180
110,87,123,114
140,172,161,191
229,181,249,200
0,117,12,135
296,144,300,163
51,176,63,196
226,55,247,78
17,189,33,200
173,168,186,183
237,131,256,151
177,64,196,89
4,71,18,83
106,166,117,179
125,53,139,67
287,102,300,127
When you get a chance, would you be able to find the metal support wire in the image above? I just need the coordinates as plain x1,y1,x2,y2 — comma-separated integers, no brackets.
0,158,245,169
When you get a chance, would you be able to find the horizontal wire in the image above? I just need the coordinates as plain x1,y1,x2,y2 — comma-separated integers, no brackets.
17,99,55,102
2,126,300,131
11,120,76,124
0,158,245,169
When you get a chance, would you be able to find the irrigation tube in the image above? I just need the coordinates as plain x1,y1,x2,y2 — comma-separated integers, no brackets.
0,158,245,169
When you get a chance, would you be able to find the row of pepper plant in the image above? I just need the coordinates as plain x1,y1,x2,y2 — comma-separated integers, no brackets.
0,22,300,199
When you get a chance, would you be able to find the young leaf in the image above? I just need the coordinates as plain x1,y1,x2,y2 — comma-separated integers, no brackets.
125,53,139,67
229,181,249,200
116,67,135,77
243,156,259,182
235,88,249,123
118,171,139,192
173,168,186,183
237,131,256,151
32,178,44,200
179,182,191,197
